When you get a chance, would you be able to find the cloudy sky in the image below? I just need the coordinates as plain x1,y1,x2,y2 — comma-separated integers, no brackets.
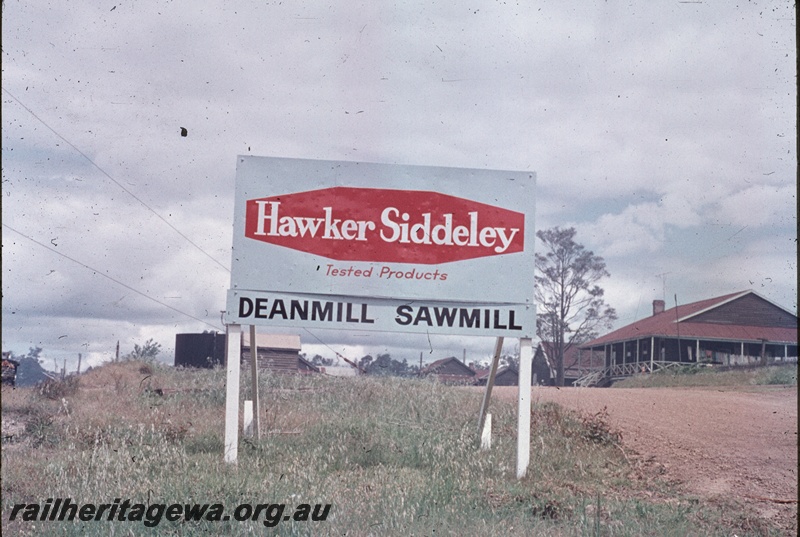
2,1,796,372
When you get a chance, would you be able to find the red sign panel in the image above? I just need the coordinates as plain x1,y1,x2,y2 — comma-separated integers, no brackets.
244,187,525,264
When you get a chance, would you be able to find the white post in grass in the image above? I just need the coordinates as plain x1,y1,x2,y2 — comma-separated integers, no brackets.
243,400,253,438
480,413,492,451
477,337,504,446
517,337,533,479
249,324,261,441
224,324,242,463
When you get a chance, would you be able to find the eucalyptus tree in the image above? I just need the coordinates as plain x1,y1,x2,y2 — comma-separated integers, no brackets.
535,227,617,385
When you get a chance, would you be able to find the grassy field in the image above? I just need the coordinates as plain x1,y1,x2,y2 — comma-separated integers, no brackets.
613,363,797,389
1,361,785,536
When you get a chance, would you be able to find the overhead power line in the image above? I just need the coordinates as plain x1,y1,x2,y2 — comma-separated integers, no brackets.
3,87,348,355
301,328,363,371
1,86,230,274
3,223,223,331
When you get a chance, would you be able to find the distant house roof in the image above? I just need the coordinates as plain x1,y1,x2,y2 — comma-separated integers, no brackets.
475,366,519,386
421,357,477,383
476,366,498,380
242,333,302,351
580,290,797,349
469,362,490,377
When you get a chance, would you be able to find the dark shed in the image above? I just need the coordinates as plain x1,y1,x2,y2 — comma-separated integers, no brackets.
174,332,227,368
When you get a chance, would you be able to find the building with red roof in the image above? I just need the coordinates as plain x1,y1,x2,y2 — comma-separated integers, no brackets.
579,290,797,369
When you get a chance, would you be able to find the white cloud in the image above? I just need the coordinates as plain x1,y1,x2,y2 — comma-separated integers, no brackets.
2,0,796,364
710,184,796,229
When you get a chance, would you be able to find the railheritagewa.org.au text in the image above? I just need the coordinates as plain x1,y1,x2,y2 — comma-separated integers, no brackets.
8,498,331,528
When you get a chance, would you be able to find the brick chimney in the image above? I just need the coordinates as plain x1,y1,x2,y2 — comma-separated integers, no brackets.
653,299,665,316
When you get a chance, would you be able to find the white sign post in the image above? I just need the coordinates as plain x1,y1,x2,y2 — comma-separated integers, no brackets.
223,323,241,464
517,338,533,478
224,156,535,477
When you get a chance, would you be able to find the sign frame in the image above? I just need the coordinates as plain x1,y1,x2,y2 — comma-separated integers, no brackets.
223,156,535,479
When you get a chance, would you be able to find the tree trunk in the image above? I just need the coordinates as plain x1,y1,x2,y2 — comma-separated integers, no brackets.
556,338,565,387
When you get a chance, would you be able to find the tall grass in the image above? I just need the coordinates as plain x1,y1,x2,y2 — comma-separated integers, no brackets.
1,361,788,536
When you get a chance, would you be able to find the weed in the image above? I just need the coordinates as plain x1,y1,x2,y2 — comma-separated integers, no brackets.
531,496,567,520
37,375,80,400
581,407,622,446
111,372,129,396
22,402,62,448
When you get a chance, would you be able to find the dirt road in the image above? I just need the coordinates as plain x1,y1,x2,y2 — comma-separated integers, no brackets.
493,385,797,526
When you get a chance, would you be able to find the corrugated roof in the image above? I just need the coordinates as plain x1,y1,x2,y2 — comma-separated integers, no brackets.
242,333,302,351
421,357,476,376
580,290,797,348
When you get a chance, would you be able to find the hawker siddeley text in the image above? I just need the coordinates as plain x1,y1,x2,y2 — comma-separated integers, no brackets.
252,201,520,253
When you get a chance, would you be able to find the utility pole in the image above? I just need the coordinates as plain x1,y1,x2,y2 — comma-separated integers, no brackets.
77,353,82,375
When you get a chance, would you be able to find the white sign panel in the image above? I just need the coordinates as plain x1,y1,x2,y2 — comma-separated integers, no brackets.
225,156,535,337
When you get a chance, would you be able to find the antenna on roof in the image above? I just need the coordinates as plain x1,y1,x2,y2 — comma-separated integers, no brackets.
674,294,682,361
655,272,671,302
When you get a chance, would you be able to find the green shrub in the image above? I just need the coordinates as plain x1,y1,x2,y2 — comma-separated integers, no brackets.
764,365,797,385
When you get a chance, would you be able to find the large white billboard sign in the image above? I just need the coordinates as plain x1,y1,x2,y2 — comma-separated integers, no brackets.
225,156,535,337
